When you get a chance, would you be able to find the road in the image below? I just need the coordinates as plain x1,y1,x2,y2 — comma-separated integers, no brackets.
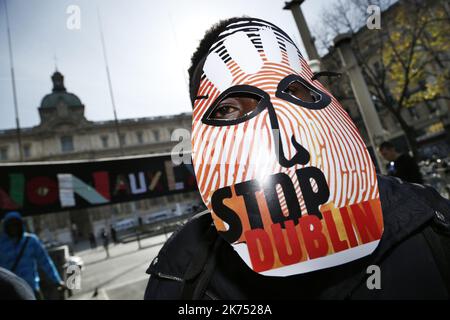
69,234,169,300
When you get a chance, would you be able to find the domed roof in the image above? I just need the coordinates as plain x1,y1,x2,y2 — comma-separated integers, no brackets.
41,92,83,108
40,71,83,108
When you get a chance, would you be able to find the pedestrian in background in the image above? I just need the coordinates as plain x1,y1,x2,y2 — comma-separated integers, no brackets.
71,223,78,244
88,232,97,249
379,141,423,184
110,226,117,244
0,211,65,299
100,229,110,259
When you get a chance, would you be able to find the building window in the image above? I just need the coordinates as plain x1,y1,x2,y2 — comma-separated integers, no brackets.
153,130,160,142
425,100,438,115
119,134,126,146
23,145,31,159
169,128,175,139
408,106,419,120
0,147,8,160
101,135,109,148
136,131,144,144
60,136,74,153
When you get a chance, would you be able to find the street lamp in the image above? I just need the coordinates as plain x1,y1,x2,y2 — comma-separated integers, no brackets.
283,0,321,72
334,33,387,173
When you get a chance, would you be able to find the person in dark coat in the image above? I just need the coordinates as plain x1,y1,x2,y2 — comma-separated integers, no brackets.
88,232,97,249
110,226,118,244
100,229,110,259
379,141,423,184
144,17,450,300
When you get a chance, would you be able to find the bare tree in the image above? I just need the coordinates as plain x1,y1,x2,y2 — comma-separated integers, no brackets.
312,0,450,158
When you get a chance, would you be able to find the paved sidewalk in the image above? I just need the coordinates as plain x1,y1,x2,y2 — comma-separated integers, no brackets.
68,234,169,300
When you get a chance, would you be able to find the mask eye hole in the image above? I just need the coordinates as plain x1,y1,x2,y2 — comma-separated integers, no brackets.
208,92,261,121
202,85,268,126
283,80,321,103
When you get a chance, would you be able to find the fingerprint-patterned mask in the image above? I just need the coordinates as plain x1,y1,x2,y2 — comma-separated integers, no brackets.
191,18,384,276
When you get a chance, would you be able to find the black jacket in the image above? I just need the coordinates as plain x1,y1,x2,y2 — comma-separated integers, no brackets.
144,175,450,300
391,153,423,184
0,267,36,300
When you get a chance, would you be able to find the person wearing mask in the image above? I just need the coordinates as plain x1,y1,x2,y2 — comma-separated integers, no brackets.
144,17,450,300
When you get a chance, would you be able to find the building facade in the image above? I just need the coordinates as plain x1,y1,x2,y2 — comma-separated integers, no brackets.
319,1,450,160
0,71,201,245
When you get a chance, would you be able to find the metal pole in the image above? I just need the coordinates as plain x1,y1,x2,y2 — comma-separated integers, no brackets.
283,0,320,62
334,34,386,173
4,0,23,161
97,7,124,155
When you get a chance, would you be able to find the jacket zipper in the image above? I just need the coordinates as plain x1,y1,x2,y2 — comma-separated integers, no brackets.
156,272,183,282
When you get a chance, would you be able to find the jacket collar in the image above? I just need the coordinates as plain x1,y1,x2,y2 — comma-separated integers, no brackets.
377,174,436,251
323,175,438,299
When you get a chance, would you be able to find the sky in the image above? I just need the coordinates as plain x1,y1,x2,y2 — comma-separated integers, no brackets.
0,0,330,130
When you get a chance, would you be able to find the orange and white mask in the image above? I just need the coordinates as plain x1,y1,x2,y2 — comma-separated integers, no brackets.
191,18,383,276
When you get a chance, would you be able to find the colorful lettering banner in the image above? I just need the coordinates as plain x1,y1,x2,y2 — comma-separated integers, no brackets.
0,154,197,216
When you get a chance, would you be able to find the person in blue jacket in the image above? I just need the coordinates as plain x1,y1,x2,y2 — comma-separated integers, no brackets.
0,211,64,299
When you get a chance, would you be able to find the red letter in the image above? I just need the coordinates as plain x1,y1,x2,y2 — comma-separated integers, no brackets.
299,215,329,259
93,171,110,200
271,221,303,266
0,173,23,210
244,229,274,273
339,206,359,247
27,177,58,206
323,210,349,253
0,189,19,210
350,201,382,244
